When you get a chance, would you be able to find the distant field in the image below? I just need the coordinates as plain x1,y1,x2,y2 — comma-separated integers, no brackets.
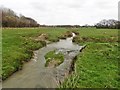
73,28,118,45
2,28,119,88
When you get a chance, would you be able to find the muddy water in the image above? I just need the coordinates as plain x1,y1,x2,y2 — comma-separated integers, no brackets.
3,33,83,88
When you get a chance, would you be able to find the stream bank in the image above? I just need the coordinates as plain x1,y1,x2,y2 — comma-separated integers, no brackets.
3,33,85,88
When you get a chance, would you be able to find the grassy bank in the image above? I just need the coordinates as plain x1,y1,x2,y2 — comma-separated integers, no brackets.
72,28,118,45
2,28,119,88
60,29,119,88
2,27,69,80
45,50,64,67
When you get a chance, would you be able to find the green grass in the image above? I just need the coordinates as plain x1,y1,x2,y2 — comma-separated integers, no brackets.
45,50,64,67
60,43,119,88
2,27,119,88
72,28,118,45
60,28,119,88
2,27,69,80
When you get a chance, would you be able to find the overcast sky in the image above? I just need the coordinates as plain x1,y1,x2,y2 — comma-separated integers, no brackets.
0,0,119,25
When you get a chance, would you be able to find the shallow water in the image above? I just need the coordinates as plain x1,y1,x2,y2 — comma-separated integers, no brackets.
2,33,82,88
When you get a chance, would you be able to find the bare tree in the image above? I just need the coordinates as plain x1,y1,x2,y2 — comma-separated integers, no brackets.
95,19,119,29
1,7,39,27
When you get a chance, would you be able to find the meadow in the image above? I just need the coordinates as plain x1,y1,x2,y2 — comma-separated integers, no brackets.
2,27,69,80
60,28,119,88
2,27,119,88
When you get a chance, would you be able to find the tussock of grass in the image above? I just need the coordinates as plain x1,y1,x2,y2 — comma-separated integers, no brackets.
59,31,73,39
72,29,118,44
73,36,118,44
45,50,64,67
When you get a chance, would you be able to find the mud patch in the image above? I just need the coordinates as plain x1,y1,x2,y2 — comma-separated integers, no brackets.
35,34,48,41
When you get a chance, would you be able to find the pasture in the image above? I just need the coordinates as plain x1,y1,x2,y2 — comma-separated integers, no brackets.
2,27,119,88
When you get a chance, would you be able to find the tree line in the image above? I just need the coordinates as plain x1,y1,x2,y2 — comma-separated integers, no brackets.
1,7,120,29
95,19,120,29
1,7,39,27
40,25,81,28
40,20,120,29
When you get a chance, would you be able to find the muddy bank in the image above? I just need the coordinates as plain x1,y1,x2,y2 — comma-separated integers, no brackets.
3,33,84,88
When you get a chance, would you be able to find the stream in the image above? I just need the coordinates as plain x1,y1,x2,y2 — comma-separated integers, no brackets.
2,33,83,88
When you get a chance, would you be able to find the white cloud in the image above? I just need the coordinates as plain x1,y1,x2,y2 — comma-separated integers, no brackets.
0,0,119,25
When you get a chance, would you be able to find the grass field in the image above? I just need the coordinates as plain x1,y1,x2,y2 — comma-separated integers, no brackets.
60,28,119,88
2,27,119,88
2,27,69,80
